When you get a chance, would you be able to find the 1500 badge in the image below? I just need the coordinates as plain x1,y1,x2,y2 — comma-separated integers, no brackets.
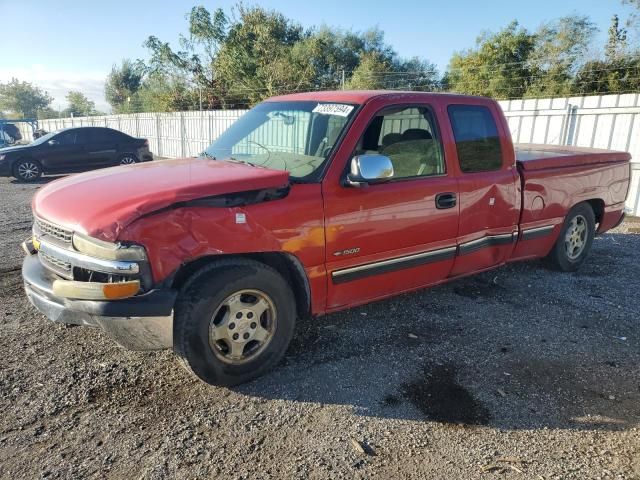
333,247,360,257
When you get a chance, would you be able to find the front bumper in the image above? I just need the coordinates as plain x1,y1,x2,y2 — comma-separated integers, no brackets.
23,253,177,350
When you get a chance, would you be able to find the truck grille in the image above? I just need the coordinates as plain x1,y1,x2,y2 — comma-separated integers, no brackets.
34,216,73,244
40,252,73,279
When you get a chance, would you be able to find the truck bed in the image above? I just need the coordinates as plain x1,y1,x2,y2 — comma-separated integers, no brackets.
512,142,630,260
515,143,631,171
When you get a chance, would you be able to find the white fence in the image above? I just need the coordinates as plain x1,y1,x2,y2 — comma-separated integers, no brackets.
19,92,640,215
498,93,640,216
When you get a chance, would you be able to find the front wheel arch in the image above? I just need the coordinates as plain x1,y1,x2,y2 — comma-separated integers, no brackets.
12,157,43,181
169,252,312,319
173,257,297,385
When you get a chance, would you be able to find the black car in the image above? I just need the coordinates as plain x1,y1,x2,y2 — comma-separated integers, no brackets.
0,127,154,182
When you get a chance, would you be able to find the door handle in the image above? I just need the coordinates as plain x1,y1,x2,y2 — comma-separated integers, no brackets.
435,192,457,209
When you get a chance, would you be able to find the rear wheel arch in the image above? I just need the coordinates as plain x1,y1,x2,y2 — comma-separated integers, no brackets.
169,252,312,319
118,152,139,165
584,198,604,230
545,201,596,271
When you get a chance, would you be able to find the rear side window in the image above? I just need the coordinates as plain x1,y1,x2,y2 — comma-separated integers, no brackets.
113,130,131,142
448,105,503,173
91,129,113,142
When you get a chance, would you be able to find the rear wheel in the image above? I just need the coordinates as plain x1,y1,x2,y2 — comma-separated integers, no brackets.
545,203,595,272
13,159,42,182
119,154,138,165
173,259,296,386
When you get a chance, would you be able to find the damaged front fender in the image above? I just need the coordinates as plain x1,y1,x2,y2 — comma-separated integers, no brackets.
117,183,328,314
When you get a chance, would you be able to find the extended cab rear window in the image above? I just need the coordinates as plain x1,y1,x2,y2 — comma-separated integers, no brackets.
448,105,502,173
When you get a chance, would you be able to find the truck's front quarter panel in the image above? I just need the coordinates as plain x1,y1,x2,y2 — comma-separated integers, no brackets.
118,183,327,314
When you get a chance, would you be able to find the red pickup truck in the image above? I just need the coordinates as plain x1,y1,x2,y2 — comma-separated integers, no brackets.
22,91,631,386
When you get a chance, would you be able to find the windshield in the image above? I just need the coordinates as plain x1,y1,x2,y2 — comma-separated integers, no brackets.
30,130,60,145
202,101,357,179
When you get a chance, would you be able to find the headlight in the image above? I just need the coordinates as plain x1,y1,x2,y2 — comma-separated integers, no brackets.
72,232,147,261
0,155,5,161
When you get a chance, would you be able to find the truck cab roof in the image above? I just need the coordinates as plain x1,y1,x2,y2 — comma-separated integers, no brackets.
266,90,493,105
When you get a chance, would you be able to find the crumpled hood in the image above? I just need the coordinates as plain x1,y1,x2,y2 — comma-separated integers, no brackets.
33,157,290,241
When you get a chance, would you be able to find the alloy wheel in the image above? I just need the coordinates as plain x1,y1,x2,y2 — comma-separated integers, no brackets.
18,162,40,180
208,289,277,364
564,214,588,260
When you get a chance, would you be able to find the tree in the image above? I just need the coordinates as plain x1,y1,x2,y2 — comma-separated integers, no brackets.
392,57,440,91
105,59,144,113
37,107,61,119
606,15,628,61
137,73,197,112
569,8,639,96
64,91,96,117
526,15,597,96
213,6,312,106
623,0,640,33
144,6,228,108
131,5,439,108
106,5,439,110
307,27,438,91
446,21,536,98
0,79,53,117
574,56,640,94
303,26,391,89
345,51,394,89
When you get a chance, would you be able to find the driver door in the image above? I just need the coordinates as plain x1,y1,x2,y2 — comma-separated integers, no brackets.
322,104,460,309
40,130,84,173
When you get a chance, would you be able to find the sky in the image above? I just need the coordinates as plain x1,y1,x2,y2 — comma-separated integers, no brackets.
1,0,637,112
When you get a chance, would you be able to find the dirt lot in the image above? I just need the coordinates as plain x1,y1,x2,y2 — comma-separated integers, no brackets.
0,176,638,479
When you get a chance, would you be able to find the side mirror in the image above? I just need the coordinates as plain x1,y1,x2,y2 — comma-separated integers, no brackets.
47,139,59,146
345,154,394,187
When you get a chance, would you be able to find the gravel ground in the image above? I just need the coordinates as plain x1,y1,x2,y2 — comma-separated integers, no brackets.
0,176,638,479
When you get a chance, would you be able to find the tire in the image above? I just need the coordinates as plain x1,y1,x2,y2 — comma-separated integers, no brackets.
545,202,595,272
118,154,138,165
13,158,43,182
174,259,297,386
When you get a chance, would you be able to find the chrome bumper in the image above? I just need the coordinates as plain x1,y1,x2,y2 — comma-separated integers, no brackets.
23,254,175,351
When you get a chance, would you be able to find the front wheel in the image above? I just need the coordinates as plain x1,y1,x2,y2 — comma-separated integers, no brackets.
173,259,296,386
545,203,595,272
13,159,43,182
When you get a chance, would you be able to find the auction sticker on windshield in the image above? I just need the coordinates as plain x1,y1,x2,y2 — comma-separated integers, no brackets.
312,104,354,117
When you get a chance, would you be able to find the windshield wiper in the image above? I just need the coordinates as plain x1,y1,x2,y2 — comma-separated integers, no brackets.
225,157,257,167
200,151,216,160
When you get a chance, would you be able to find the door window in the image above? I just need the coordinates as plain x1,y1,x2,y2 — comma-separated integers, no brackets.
74,130,91,144
357,106,445,179
56,131,77,145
